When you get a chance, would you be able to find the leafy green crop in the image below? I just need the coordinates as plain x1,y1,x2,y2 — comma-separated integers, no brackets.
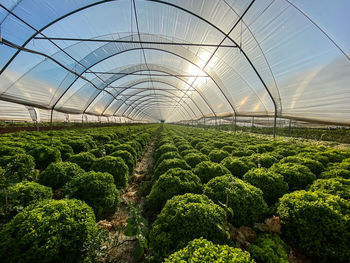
155,151,182,169
64,171,120,218
0,199,98,263
68,152,96,171
110,150,135,176
154,143,178,161
91,156,128,188
149,193,225,260
277,190,350,261
165,238,254,263
319,168,350,179
309,178,350,199
184,152,209,168
28,145,61,170
204,175,267,226
221,157,251,178
0,181,52,218
39,161,84,189
280,156,324,176
146,168,202,212
152,158,190,183
270,163,316,191
193,161,231,183
248,234,289,263
209,149,229,163
243,168,288,205
0,153,36,182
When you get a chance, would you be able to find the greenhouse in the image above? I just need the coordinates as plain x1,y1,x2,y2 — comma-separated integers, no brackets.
0,1,349,263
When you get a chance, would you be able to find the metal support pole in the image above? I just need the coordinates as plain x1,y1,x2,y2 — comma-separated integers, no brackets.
234,114,237,133
50,109,54,131
82,114,84,128
288,119,292,137
273,113,277,139
231,116,234,132
251,116,254,132
36,121,39,132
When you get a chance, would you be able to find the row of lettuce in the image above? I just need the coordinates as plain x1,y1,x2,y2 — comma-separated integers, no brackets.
145,125,350,263
0,125,158,263
212,123,350,144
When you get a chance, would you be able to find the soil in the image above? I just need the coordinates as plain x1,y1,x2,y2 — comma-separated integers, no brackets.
96,137,157,263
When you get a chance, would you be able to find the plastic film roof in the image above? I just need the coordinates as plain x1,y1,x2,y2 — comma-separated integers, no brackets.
0,0,349,124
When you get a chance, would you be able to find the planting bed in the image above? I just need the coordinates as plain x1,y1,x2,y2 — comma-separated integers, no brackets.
0,124,349,263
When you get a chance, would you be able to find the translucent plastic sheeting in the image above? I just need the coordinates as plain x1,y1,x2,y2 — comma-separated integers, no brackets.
0,0,349,124
0,100,141,124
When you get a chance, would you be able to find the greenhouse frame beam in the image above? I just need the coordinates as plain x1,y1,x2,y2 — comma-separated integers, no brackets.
129,99,190,120
0,1,234,120
48,44,218,120
79,47,227,118
0,38,155,122
110,87,194,91
106,69,214,117
148,0,278,137
126,100,188,120
91,72,208,78
102,79,203,116
0,0,279,129
101,80,196,116
123,95,193,119
0,4,156,122
122,99,187,120
133,104,189,121
167,0,256,117
0,6,155,122
121,94,193,120
0,1,236,121
132,103,188,121
33,37,238,48
131,0,163,120
118,90,196,118
78,61,218,119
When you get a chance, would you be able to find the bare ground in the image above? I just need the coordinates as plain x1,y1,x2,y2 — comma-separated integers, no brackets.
96,138,156,263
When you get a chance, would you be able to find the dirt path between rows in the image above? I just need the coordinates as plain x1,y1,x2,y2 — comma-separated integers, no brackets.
96,137,157,263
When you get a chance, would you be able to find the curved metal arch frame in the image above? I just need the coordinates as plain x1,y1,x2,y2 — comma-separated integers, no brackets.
63,45,234,118
0,0,281,125
0,38,158,122
78,47,237,118
120,94,193,120
132,102,189,121
101,78,203,116
119,92,192,117
136,101,193,121
129,102,191,121
109,68,216,116
128,98,191,120
117,90,196,118
25,31,272,118
109,86,197,119
74,64,217,118
146,0,279,114
51,48,217,118
103,79,202,116
1,1,239,114
119,98,187,120
0,31,212,113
